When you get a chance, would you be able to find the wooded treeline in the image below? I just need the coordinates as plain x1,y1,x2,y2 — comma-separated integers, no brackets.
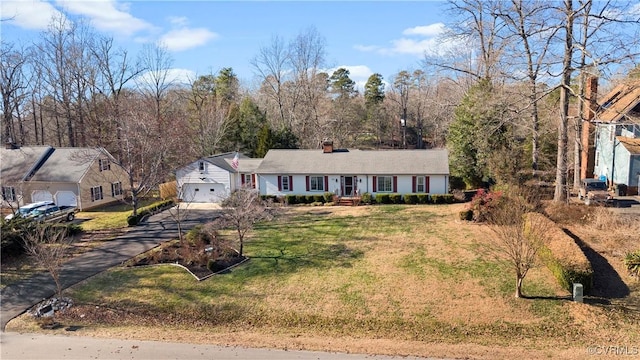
2,1,639,203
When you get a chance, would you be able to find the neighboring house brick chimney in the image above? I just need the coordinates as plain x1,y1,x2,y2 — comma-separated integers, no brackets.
580,76,598,180
323,141,334,153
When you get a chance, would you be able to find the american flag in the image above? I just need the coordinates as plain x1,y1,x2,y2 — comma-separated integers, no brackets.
231,152,239,170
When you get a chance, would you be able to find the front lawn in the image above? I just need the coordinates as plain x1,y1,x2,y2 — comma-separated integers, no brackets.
9,204,639,359
76,198,159,230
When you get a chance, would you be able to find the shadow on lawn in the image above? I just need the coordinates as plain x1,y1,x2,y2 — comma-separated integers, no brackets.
563,229,630,300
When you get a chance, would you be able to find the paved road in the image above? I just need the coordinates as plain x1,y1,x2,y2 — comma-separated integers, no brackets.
0,332,436,360
0,208,218,331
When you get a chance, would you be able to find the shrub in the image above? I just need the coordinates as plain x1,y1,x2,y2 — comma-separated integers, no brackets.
285,194,297,205
361,192,373,204
389,194,402,204
430,194,445,204
297,195,309,204
466,189,502,222
416,194,430,204
443,194,455,204
63,223,83,236
624,250,640,277
404,194,418,204
323,192,334,203
376,194,390,204
459,210,473,221
128,199,175,226
313,194,325,203
305,195,316,204
524,213,593,294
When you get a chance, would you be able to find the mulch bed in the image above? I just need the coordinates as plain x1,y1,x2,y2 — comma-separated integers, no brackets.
127,241,246,280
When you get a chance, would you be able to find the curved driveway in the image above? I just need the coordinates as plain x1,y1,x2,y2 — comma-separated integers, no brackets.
0,208,217,331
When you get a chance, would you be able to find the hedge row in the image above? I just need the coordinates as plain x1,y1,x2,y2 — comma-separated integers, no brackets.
524,213,593,294
127,199,175,226
260,193,455,205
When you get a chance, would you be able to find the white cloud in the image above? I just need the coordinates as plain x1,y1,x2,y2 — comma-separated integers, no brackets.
402,23,445,37
356,22,452,58
1,0,66,30
168,16,189,27
56,0,153,36
159,27,218,52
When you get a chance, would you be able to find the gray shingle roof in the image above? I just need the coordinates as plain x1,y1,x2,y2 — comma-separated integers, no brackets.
0,146,52,183
256,149,449,175
29,148,102,183
201,152,250,172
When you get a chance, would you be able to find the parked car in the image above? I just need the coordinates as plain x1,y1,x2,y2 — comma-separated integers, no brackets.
4,201,55,221
578,178,613,206
30,205,78,222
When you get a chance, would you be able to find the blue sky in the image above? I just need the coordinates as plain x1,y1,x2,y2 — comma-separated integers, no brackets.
1,0,451,89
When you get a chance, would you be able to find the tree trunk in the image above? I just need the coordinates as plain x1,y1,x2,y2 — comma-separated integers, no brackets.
515,275,523,298
554,0,574,203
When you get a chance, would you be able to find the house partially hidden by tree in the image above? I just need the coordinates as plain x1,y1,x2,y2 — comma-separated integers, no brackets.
256,142,450,199
582,79,640,195
175,152,260,203
1,145,128,211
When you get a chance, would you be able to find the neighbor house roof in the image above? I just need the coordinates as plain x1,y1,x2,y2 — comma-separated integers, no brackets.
257,149,450,175
618,137,640,155
231,158,262,173
29,147,104,183
1,146,114,184
197,152,250,173
597,80,640,123
0,146,52,183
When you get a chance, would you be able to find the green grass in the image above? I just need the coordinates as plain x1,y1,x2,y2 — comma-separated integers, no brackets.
77,198,159,230
56,205,637,350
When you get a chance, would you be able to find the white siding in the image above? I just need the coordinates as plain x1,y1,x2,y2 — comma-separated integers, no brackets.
176,160,232,203
259,174,449,196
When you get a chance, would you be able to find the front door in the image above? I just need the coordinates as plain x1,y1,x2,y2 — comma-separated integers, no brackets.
342,176,354,197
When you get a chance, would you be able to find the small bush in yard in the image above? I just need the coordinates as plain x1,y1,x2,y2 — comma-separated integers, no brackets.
624,250,640,278
323,192,334,203
389,194,402,204
416,194,430,204
285,195,297,205
361,192,373,204
313,194,325,203
404,194,418,204
298,195,309,204
376,194,390,204
466,189,503,222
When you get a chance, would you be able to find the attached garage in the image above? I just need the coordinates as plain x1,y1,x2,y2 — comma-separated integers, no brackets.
182,183,227,203
55,191,77,207
31,190,53,203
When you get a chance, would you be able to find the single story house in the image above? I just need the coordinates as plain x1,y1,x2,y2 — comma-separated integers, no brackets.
256,142,449,198
175,152,261,203
1,145,128,210
591,80,640,194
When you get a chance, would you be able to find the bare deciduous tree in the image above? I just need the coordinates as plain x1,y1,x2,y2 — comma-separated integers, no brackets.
486,188,544,298
22,223,73,298
217,187,274,256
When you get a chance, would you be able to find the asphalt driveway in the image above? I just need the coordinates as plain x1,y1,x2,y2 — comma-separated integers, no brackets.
0,207,218,331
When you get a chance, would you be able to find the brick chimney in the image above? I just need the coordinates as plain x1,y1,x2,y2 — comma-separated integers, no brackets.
580,76,598,180
322,141,334,153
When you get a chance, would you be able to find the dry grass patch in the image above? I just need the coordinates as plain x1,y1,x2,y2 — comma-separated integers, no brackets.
8,204,639,359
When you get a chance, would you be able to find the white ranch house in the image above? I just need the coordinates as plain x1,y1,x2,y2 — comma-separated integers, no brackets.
175,143,450,203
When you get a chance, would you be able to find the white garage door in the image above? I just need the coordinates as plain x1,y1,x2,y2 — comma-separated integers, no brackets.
182,183,226,203
31,190,53,203
55,191,77,207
